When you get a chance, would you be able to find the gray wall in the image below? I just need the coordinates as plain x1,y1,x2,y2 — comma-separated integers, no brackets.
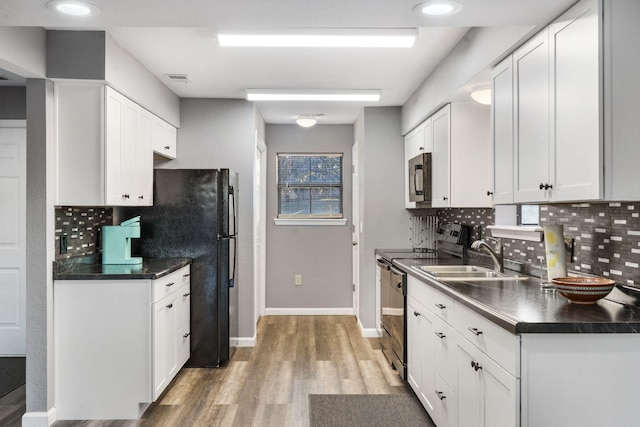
0,27,46,78
354,107,412,330
26,78,56,412
0,87,26,119
158,98,257,339
265,124,353,310
401,25,536,134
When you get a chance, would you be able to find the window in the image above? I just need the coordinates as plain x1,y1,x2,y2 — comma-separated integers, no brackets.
277,153,343,219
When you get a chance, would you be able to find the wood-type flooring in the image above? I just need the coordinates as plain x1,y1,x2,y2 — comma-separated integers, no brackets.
1,315,418,427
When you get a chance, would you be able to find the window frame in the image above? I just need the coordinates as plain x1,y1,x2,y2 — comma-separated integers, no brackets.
275,152,347,225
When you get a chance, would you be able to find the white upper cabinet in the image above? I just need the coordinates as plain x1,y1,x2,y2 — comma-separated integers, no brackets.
431,105,451,208
495,0,640,203
404,117,433,208
491,56,515,205
152,116,177,160
512,29,551,203
55,83,176,206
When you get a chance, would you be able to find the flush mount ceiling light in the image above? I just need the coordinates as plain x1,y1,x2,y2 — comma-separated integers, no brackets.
246,89,381,102
470,86,491,105
296,114,323,128
46,0,100,16
218,28,416,48
414,0,463,16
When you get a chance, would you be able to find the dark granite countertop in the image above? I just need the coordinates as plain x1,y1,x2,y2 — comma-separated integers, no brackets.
53,257,192,281
392,257,640,335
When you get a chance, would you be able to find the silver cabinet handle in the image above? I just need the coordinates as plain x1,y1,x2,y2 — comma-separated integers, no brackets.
435,332,446,339
166,303,173,309
183,332,191,339
434,303,446,310
166,282,175,287
435,390,446,400
471,361,482,371
467,327,482,336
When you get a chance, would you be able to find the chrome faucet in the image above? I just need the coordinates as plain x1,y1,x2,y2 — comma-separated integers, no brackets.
471,237,504,273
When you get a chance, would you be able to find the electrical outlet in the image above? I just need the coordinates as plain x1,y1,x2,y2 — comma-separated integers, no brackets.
295,275,302,286
60,234,68,254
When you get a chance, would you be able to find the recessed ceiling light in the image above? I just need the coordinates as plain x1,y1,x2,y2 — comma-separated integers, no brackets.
246,89,381,102
46,0,100,16
414,1,463,16
296,114,323,128
218,29,416,48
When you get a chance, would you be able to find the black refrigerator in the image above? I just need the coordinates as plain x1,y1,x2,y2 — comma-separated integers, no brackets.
119,169,238,367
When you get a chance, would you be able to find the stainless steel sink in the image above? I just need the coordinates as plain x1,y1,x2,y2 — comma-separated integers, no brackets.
414,265,526,282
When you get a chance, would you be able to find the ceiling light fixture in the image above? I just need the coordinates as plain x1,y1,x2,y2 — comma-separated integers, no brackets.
246,89,381,102
414,1,463,16
470,86,491,105
46,0,100,16
296,114,323,128
218,29,416,48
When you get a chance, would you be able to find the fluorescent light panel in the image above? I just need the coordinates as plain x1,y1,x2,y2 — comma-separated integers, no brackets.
246,90,381,102
218,28,416,48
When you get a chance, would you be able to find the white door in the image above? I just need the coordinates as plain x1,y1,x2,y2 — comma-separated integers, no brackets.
0,121,26,356
351,142,359,314
254,132,267,321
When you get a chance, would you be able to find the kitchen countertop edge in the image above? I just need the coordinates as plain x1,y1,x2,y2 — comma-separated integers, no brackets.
53,257,193,281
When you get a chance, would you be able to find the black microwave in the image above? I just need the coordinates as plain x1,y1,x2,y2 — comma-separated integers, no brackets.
408,153,432,203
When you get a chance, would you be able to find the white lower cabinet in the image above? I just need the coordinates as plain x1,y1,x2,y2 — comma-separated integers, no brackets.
54,265,191,420
407,275,519,427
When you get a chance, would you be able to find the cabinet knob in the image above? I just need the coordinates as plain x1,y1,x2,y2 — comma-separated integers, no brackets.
413,311,420,317
487,190,493,196
183,332,191,339
471,361,483,371
435,332,446,339
166,303,173,309
434,303,446,310
443,196,448,201
166,282,175,287
467,327,483,336
418,146,424,151
122,194,130,199
435,390,446,400
165,146,171,150
539,183,553,190
138,195,144,200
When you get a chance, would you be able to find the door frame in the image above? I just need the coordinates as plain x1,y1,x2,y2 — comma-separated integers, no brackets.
351,141,360,317
253,131,267,323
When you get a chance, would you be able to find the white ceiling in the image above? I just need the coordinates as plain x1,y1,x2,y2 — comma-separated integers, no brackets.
0,0,578,124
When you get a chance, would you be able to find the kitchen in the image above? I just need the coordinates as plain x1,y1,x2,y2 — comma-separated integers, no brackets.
2,0,640,426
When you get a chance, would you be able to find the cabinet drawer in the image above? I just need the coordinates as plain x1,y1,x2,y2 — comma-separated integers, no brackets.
434,317,456,392
432,288,455,323
407,275,434,308
454,302,520,376
152,265,190,303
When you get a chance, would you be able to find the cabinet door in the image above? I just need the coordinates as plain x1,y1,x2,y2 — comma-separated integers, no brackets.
407,296,436,416
177,283,191,367
491,55,515,205
135,107,153,205
153,292,179,400
550,0,601,201
482,354,519,427
456,335,482,427
152,117,177,159
513,29,551,203
105,87,127,205
431,105,451,207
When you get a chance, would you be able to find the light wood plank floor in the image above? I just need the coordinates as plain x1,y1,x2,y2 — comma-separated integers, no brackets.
2,315,422,426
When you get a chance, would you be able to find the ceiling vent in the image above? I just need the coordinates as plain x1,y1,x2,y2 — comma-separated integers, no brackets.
165,74,191,83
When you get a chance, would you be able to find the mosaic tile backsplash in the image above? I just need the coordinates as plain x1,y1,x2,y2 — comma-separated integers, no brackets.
55,207,113,260
437,202,640,288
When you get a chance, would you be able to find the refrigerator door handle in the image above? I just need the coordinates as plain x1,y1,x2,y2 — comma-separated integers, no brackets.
229,235,237,287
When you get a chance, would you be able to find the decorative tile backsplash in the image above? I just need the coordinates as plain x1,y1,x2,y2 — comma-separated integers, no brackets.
55,207,113,260
438,202,640,288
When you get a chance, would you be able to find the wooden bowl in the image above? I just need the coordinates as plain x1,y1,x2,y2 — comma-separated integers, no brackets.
552,277,616,304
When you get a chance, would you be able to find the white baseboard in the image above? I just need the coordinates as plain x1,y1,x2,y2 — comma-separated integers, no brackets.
264,307,355,316
231,335,256,347
22,407,56,427
358,318,381,338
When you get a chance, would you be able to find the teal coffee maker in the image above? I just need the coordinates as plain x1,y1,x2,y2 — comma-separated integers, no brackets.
102,216,143,265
